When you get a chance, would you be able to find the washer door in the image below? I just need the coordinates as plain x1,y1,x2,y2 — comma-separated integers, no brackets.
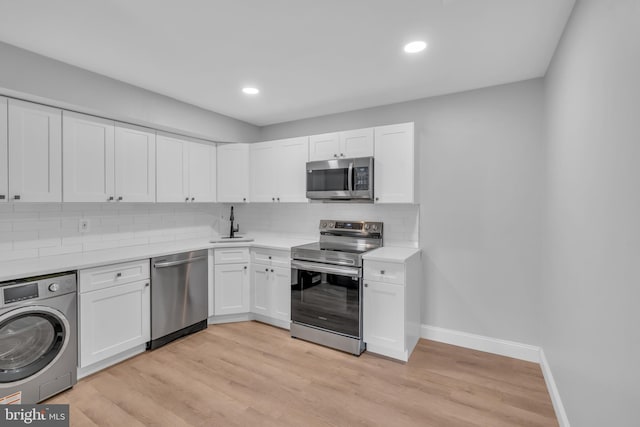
0,306,69,384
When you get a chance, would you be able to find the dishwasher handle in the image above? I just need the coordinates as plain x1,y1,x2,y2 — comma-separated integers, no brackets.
153,255,207,269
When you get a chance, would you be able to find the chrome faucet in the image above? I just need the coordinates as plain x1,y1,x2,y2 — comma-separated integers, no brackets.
229,206,239,238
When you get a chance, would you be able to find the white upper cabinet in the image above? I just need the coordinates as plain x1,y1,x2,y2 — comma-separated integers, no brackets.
250,136,309,203
249,141,278,202
0,97,8,202
156,133,189,202
309,128,373,161
63,111,115,202
217,143,250,203
374,122,416,203
114,124,156,203
5,99,62,203
187,141,217,203
156,133,216,203
64,112,157,203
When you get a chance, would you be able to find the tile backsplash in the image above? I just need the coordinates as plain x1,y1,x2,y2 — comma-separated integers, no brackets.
230,203,419,245
0,202,419,262
0,203,222,261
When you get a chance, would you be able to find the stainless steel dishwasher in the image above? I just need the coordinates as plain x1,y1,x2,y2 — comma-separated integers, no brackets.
149,250,208,349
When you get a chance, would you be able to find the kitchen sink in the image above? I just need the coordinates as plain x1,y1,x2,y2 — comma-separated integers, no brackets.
209,236,254,243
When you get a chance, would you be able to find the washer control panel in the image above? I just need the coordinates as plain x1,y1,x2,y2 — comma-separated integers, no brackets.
0,272,77,307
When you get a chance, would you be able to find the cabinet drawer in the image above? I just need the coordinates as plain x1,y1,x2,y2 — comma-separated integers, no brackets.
79,259,150,293
214,247,250,264
363,260,404,285
251,248,290,267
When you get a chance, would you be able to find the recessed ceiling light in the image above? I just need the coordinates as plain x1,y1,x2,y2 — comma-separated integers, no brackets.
242,87,260,95
403,41,427,54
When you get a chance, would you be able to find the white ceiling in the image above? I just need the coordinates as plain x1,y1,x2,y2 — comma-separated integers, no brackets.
0,0,574,126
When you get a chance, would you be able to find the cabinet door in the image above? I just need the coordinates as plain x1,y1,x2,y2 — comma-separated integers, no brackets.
114,124,156,203
251,265,271,316
188,141,216,203
363,280,404,350
63,112,115,202
217,143,250,202
79,280,150,367
271,266,291,323
276,136,309,202
156,134,189,202
249,141,278,202
340,128,373,159
374,123,415,203
0,97,8,202
309,132,340,161
7,100,62,203
214,263,250,315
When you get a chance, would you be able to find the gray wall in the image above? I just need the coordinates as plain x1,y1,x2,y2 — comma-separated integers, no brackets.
544,0,640,425
0,42,259,142
261,79,546,346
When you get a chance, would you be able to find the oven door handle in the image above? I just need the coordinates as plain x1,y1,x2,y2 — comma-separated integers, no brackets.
291,260,360,278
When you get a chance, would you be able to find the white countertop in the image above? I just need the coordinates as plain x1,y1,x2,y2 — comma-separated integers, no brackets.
0,234,317,282
362,246,421,263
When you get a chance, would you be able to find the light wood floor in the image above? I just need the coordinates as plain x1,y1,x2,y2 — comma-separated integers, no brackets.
49,322,558,427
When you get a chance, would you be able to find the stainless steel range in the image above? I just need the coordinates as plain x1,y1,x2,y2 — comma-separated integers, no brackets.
290,220,383,355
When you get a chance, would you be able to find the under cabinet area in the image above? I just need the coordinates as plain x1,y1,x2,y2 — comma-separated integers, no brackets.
213,248,250,315
363,248,421,362
78,259,150,376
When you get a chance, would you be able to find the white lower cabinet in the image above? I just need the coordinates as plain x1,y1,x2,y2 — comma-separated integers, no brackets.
214,248,250,315
363,249,421,362
78,260,150,371
250,264,290,324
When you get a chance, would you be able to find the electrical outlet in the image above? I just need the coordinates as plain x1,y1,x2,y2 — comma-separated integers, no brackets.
79,219,90,233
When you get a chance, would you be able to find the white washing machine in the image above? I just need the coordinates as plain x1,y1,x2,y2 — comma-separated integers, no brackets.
0,272,77,404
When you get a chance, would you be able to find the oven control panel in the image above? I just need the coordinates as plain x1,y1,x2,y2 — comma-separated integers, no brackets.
319,220,383,234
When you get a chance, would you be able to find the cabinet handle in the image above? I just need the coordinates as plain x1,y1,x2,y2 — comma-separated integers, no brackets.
364,283,368,287
244,266,247,270
375,197,379,201
272,197,275,202
265,268,268,272
13,195,21,200
191,197,195,202
242,197,246,202
380,270,385,275
340,153,344,157
333,153,338,158
117,196,123,201
270,269,274,273
0,195,4,200
116,272,122,278
145,282,149,287
108,196,114,201
185,197,189,202
268,256,272,260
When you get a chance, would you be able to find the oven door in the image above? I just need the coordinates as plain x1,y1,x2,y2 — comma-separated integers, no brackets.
291,260,362,338
306,157,373,200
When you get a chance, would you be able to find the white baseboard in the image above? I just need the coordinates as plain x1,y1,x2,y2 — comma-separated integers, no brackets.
539,348,570,427
77,344,146,379
420,324,541,363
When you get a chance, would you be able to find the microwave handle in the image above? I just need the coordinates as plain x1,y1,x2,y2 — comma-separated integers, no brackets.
348,162,354,193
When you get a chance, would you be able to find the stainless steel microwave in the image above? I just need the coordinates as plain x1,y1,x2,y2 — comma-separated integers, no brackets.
306,156,374,201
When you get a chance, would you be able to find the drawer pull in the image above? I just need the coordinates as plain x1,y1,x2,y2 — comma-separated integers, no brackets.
364,283,368,287
380,270,385,275
265,268,268,272
116,272,122,278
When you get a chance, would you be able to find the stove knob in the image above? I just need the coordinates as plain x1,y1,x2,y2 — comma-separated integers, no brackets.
372,224,378,231
321,222,327,228
329,222,335,228
48,283,60,292
364,224,370,230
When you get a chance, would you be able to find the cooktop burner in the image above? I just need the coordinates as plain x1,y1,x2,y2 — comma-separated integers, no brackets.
291,220,383,267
